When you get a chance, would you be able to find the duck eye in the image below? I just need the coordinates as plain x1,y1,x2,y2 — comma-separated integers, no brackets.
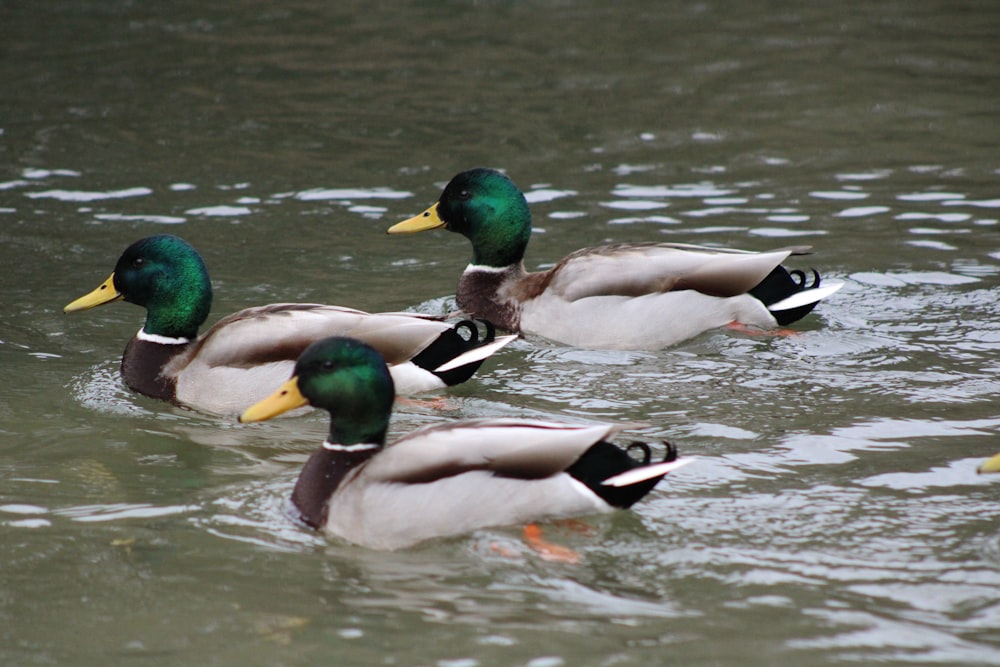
458,189,471,200
321,360,335,370
133,257,145,268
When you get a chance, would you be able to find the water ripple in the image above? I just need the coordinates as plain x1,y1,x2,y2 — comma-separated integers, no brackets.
26,187,151,201
55,502,201,522
68,361,153,417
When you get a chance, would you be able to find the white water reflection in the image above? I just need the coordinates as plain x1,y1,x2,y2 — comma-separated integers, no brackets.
836,205,892,217
835,170,893,181
524,188,576,203
23,168,81,179
748,227,827,237
898,212,972,222
55,502,201,522
26,186,152,201
898,191,965,201
907,226,970,234
185,205,253,216
93,213,186,224
612,183,736,198
908,239,959,251
850,271,980,286
949,198,1000,208
600,200,667,210
547,210,587,220
294,187,412,201
810,190,870,200
607,214,680,225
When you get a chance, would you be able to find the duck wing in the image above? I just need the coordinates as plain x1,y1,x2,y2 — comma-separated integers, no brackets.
165,305,459,412
182,304,452,369
363,418,623,484
545,243,809,302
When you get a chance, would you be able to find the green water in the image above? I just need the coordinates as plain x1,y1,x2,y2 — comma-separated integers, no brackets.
3,1,1000,665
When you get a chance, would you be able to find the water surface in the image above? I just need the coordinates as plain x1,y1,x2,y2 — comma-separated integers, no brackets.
3,1,1000,665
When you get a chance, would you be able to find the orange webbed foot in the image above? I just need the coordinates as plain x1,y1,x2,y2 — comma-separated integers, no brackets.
395,395,455,411
523,524,581,564
726,321,799,337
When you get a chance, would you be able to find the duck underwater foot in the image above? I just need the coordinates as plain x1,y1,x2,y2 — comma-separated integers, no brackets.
522,524,582,564
725,321,800,337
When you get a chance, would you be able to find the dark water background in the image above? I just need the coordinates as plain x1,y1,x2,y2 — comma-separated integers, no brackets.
3,1,1000,665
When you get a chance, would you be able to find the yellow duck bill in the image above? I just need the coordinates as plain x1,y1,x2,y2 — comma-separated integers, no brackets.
386,204,446,234
239,377,309,423
64,273,122,312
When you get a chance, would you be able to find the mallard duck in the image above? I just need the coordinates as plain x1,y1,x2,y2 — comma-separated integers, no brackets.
64,234,515,414
979,453,1000,474
387,168,844,349
239,336,692,550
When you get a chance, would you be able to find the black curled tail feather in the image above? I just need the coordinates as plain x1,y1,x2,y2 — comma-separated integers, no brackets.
455,318,496,345
625,441,653,465
627,440,678,464
410,318,498,386
748,265,823,326
567,440,678,509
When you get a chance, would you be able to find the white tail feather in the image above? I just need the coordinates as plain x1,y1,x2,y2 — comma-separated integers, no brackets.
601,457,695,488
768,280,844,312
433,334,518,373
